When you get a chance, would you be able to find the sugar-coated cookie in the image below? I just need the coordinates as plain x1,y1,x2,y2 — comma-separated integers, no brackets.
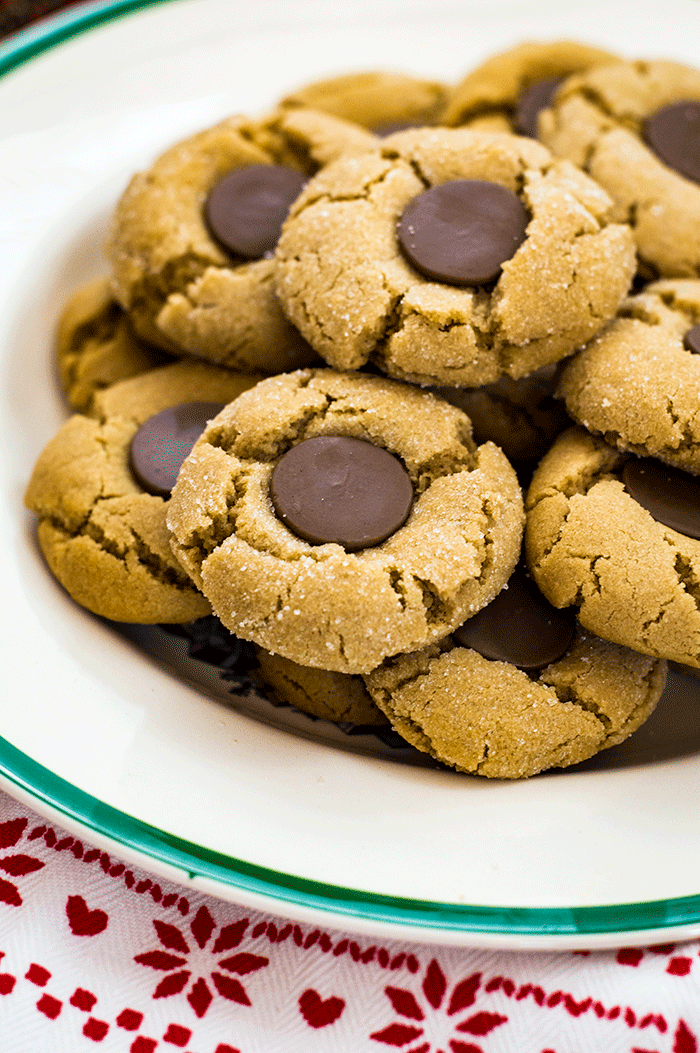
56,276,170,412
525,426,700,667
364,615,665,779
279,70,448,134
443,39,617,134
539,59,700,278
434,361,571,468
107,107,376,371
167,369,524,673
275,128,636,386
558,279,700,473
254,648,387,725
25,361,261,623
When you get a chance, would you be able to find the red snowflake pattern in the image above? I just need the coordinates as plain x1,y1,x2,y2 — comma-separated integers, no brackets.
0,818,44,906
134,906,269,1017
370,960,507,1053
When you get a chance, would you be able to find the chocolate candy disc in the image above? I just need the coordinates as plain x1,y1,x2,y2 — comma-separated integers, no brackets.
270,435,414,550
204,164,307,259
643,102,700,184
396,180,530,286
130,401,224,497
622,456,700,539
513,77,562,138
452,566,575,670
683,324,700,355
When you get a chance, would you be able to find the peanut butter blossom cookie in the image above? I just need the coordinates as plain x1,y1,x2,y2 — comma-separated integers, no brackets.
274,128,636,387
279,70,449,135
525,426,700,668
167,369,524,673
107,107,377,372
538,59,700,278
56,276,170,413
253,648,388,725
25,361,261,623
442,39,618,135
558,279,700,473
434,361,570,468
364,565,665,779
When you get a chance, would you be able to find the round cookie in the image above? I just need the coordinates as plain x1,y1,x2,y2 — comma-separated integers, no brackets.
57,276,171,413
274,128,636,386
364,611,665,779
434,361,571,469
442,39,618,134
525,425,700,668
106,106,377,372
278,70,449,135
167,369,524,674
253,648,387,725
538,59,700,278
25,360,262,623
558,279,700,473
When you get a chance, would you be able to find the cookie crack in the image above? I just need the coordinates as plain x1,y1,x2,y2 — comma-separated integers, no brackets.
412,575,454,627
82,510,193,589
291,165,397,217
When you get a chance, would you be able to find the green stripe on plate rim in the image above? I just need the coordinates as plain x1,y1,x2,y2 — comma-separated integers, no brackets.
3,731,700,936
3,0,700,937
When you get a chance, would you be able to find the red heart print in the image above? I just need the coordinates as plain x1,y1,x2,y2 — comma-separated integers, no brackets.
298,988,345,1028
66,895,108,937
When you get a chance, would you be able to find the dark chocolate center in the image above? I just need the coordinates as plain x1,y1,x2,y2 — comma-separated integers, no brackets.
396,179,529,286
270,435,414,550
204,164,307,259
452,566,575,670
129,401,224,497
513,77,562,138
622,456,700,539
643,101,700,184
683,324,700,354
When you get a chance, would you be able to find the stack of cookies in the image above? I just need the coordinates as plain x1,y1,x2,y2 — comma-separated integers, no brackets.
27,41,700,777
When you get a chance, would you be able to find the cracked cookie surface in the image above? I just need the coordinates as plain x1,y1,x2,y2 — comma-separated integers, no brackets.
25,360,261,623
442,39,617,133
254,647,387,725
525,426,700,666
56,276,171,413
167,368,524,673
558,279,700,473
106,107,377,372
363,627,665,778
538,59,700,278
274,127,636,386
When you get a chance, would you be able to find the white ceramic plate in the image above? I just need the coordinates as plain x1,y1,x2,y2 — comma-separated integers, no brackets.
3,0,700,950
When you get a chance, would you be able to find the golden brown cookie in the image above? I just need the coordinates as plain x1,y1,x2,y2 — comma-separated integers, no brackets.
167,369,524,673
558,279,700,473
25,360,261,623
279,70,448,134
525,426,700,667
434,361,571,468
106,107,377,371
57,276,170,412
254,648,387,725
364,624,665,779
443,39,617,133
538,59,700,278
274,128,636,386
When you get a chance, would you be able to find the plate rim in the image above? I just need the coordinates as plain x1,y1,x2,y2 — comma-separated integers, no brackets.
4,0,700,947
4,730,700,948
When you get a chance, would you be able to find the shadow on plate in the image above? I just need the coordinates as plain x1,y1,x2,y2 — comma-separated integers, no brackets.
113,619,700,777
